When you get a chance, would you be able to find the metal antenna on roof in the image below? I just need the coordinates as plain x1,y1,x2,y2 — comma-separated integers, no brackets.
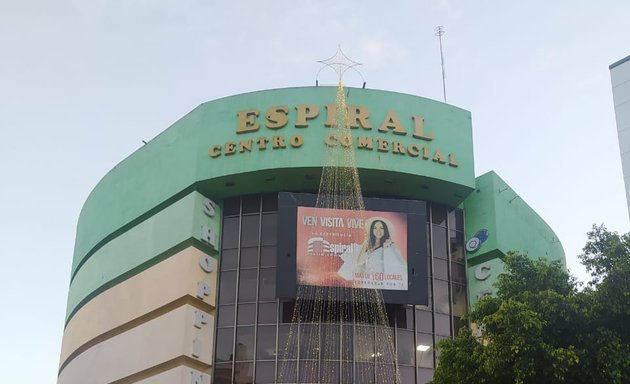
435,26,447,102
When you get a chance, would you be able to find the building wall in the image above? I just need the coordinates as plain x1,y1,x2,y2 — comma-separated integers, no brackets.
59,87,564,384
611,56,630,218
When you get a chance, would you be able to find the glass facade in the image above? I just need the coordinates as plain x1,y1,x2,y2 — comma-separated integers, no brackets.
214,194,466,383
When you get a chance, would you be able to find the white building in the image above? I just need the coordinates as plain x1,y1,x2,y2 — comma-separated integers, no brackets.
611,55,630,218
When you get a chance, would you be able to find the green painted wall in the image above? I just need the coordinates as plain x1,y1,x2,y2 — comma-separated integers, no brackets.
72,87,475,277
464,171,565,307
66,191,221,322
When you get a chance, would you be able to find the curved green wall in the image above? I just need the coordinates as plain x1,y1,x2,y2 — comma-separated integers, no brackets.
71,87,475,278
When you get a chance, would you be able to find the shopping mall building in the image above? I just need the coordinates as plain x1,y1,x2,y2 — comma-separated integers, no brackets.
58,86,565,383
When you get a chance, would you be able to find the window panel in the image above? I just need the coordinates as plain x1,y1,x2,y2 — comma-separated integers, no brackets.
255,361,276,383
261,213,278,246
218,304,235,327
222,217,240,250
277,324,297,360
238,269,258,303
215,327,234,362
237,303,256,325
256,325,277,360
240,214,260,248
396,329,415,366
433,280,450,314
449,230,465,262
260,246,277,267
240,247,259,269
219,270,237,305
258,302,278,324
220,249,238,271
433,258,448,280
258,268,276,301
235,326,255,361
416,333,434,368
432,226,447,260
399,365,415,384
431,205,447,227
452,283,467,317
241,195,260,214
233,362,253,384
262,193,278,212
415,310,433,333
434,313,451,336
223,197,240,216
417,368,434,384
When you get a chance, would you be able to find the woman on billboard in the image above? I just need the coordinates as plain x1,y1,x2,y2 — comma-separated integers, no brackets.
337,217,408,290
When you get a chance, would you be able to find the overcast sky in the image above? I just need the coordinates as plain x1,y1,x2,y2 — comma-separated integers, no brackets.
1,1,629,382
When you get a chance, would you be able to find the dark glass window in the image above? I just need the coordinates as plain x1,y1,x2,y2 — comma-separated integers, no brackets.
260,246,277,267
261,213,278,246
431,205,447,227
319,361,339,383
277,361,297,383
218,304,235,327
262,193,278,212
341,325,353,361
214,362,232,383
355,362,375,383
219,270,237,305
241,195,260,214
220,249,238,271
258,268,276,301
256,325,277,360
341,361,353,382
223,197,240,216
222,217,240,249
234,362,253,383
240,215,260,247
238,269,258,302
396,329,415,365
449,230,465,262
432,226,447,260
321,324,340,360
299,323,320,360
235,326,255,361
451,262,466,285
255,361,276,383
299,361,319,383
433,258,448,280
452,284,467,317
240,247,259,269
237,303,256,325
258,302,277,324
355,325,375,362
416,333,434,368
417,367,434,383
433,280,450,315
453,316,467,336
400,365,416,384
434,313,451,336
278,324,297,360
415,310,433,333
215,327,234,362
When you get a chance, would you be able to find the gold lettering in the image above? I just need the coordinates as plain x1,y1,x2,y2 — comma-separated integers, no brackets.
295,104,319,128
422,146,430,160
324,104,336,127
239,139,252,153
290,135,304,148
257,137,269,150
324,134,337,147
209,145,222,158
412,115,434,141
347,105,372,130
407,144,420,157
433,150,445,164
272,136,286,149
357,136,373,150
265,106,289,129
236,109,259,134
225,142,236,156
340,135,352,148
378,111,407,135
392,141,405,154
448,153,458,167
377,139,389,152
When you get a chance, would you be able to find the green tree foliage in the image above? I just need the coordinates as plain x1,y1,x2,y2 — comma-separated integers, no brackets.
431,225,630,384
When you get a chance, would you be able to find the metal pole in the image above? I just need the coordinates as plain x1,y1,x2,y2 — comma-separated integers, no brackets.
435,26,447,102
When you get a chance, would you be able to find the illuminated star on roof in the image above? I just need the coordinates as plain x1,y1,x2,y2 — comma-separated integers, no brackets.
317,46,362,81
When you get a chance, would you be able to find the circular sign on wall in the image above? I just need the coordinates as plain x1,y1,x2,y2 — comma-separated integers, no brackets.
466,229,489,253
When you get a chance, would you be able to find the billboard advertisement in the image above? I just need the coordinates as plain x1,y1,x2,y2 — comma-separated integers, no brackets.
277,192,429,305
296,207,408,290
